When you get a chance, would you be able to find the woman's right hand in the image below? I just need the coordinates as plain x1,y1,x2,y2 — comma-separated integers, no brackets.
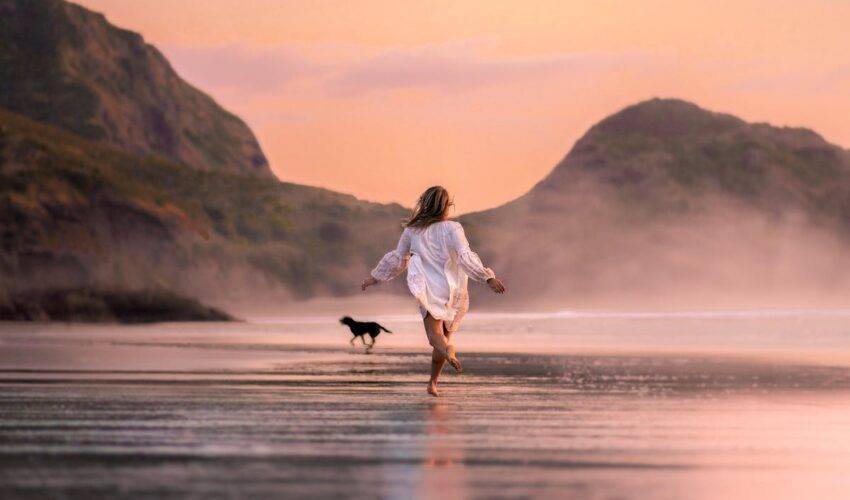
487,277,506,294
361,277,379,291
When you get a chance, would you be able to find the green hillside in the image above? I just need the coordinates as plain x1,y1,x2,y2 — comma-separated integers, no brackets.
0,108,407,302
462,99,850,307
533,99,850,224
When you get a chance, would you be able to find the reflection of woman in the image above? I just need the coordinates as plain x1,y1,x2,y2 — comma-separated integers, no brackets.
362,186,506,396
424,401,456,467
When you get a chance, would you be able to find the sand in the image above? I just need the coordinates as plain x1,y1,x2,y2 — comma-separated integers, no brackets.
1,310,850,499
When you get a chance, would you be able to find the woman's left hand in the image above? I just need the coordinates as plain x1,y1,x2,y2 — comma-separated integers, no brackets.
361,277,379,291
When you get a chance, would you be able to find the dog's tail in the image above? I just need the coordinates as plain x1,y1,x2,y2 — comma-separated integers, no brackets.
378,324,393,334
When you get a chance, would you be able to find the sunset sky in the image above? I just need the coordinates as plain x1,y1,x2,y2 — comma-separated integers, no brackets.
77,0,850,213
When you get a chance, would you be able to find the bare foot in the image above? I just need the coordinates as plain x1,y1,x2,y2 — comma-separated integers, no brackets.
427,383,440,397
446,345,462,373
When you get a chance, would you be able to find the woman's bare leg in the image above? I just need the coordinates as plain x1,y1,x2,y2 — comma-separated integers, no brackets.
423,312,449,357
424,315,460,396
429,325,453,395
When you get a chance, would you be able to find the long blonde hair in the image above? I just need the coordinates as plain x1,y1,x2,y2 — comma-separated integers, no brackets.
404,186,453,228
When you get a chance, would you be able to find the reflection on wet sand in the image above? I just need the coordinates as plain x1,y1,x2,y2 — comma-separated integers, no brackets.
379,393,467,498
420,401,466,499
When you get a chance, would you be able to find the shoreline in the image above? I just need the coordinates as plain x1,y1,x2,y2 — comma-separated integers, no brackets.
0,288,234,324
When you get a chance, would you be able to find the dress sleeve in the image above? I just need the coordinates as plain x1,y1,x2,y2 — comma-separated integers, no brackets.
370,229,412,281
448,222,495,283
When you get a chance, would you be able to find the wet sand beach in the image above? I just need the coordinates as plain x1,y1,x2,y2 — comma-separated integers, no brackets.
2,310,850,499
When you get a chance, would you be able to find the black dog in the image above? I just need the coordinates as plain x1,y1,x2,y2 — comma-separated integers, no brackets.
339,316,392,349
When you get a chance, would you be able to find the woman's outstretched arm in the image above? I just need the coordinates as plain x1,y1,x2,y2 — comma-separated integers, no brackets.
362,229,411,291
448,222,506,293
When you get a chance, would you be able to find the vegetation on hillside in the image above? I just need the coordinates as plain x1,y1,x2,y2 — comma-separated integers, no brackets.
463,99,850,306
0,108,408,302
533,99,850,226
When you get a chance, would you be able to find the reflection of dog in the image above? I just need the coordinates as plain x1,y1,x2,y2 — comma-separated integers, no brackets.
339,316,392,349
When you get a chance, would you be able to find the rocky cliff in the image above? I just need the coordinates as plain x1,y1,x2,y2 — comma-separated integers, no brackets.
0,0,271,176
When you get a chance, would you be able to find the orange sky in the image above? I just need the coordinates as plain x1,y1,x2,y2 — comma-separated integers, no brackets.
77,0,850,213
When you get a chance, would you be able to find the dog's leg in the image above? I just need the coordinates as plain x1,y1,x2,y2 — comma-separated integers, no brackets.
350,336,356,346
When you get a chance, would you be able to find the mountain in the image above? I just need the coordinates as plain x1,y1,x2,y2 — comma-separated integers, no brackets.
4,0,850,313
0,107,407,304
0,0,409,313
0,107,406,297
462,99,850,307
0,0,270,176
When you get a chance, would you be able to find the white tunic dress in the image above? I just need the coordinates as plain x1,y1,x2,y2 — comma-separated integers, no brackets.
371,220,495,331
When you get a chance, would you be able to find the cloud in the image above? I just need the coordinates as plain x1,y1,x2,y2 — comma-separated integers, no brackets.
727,65,850,94
162,40,653,98
162,44,320,92
324,42,652,96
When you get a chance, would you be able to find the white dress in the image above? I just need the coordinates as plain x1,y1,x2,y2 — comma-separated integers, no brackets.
371,220,495,332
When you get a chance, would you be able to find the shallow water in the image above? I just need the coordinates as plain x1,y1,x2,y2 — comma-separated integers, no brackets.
1,310,850,499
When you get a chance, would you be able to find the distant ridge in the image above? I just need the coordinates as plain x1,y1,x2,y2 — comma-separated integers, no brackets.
462,98,850,307
533,98,849,211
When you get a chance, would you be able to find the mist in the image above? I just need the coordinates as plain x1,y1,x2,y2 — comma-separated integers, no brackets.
466,188,850,311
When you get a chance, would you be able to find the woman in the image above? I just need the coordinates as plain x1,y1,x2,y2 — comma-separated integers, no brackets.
361,186,506,396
